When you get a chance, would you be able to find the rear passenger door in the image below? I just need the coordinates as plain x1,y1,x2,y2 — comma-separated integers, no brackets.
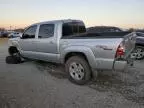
35,24,59,62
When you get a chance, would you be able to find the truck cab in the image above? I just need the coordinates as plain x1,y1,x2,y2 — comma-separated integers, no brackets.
10,20,85,63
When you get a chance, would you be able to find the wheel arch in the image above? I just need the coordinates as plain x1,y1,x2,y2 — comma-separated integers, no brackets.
62,46,97,68
8,46,19,55
64,52,89,63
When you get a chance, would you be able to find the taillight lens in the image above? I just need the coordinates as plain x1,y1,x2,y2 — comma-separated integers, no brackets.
115,44,125,58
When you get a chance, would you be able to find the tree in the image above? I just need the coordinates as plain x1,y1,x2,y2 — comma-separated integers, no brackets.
14,28,25,32
0,28,6,31
128,28,136,32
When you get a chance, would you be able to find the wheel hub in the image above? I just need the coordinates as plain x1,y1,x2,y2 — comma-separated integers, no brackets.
69,62,85,80
131,48,144,59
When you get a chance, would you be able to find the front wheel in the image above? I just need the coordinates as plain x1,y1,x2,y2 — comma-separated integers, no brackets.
65,56,92,85
131,46,144,60
6,48,23,64
5,56,22,64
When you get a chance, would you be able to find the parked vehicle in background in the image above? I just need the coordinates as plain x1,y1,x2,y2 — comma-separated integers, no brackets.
87,26,122,33
0,31,8,37
0,31,2,37
7,19,137,85
8,32,22,38
131,32,144,60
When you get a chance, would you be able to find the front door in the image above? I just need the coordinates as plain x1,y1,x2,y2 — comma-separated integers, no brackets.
19,25,38,58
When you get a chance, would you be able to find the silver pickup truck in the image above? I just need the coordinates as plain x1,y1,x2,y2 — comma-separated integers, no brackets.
7,19,136,84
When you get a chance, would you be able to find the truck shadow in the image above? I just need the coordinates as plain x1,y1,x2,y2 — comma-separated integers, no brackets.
34,60,68,79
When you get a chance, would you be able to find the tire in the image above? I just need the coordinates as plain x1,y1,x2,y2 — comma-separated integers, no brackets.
65,56,91,85
8,47,25,62
131,46,144,60
5,56,22,64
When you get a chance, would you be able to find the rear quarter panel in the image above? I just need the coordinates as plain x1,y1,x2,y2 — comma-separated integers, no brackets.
60,38,122,70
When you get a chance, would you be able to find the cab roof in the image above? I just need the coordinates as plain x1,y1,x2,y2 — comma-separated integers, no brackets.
31,19,83,26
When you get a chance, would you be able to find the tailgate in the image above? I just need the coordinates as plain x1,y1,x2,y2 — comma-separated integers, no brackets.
123,32,137,58
113,32,137,71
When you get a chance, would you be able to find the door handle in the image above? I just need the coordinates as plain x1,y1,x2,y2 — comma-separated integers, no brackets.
32,40,40,43
63,41,68,45
50,41,54,44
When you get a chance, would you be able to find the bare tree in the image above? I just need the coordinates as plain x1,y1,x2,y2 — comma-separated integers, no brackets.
0,28,6,31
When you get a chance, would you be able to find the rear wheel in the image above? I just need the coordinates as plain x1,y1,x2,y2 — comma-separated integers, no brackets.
131,46,144,60
65,56,91,85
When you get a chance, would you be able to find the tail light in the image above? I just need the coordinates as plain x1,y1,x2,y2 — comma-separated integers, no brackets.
115,43,125,58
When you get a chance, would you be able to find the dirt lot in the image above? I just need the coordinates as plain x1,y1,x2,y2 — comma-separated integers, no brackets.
0,39,144,108
0,38,8,45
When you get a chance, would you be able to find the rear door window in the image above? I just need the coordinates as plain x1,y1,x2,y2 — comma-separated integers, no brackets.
38,24,54,38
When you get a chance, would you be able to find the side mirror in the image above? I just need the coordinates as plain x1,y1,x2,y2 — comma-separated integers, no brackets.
20,35,24,39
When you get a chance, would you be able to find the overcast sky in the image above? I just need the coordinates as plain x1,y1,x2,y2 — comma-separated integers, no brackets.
0,0,144,29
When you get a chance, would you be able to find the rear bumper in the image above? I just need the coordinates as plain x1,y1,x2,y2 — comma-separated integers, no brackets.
114,61,128,71
113,59,134,71
92,58,133,71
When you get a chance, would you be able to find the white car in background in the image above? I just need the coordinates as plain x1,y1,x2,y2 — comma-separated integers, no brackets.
0,31,2,37
8,32,22,38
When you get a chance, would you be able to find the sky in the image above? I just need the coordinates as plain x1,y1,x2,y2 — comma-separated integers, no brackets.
0,0,144,29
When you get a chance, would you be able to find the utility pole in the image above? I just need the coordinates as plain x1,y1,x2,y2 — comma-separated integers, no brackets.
10,26,12,31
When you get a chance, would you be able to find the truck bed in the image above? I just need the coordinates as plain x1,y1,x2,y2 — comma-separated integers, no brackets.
61,32,131,39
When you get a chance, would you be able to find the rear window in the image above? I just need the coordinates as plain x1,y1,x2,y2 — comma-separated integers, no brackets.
62,22,86,37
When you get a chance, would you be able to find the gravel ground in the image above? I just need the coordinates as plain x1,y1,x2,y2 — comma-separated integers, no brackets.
0,40,144,108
